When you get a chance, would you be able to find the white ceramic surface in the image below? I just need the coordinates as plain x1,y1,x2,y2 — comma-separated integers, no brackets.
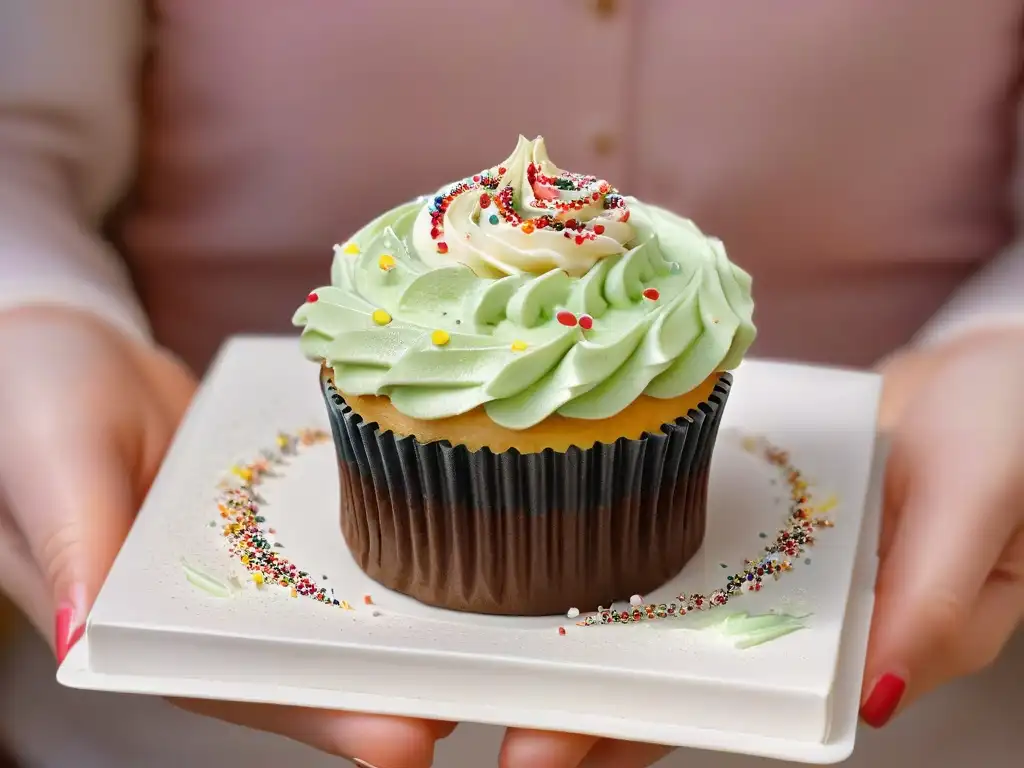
57,337,883,763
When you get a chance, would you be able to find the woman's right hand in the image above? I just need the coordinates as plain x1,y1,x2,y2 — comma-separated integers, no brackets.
0,306,453,768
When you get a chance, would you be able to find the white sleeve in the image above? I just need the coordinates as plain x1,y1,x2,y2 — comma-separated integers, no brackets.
0,0,151,342
913,243,1024,347
914,96,1024,348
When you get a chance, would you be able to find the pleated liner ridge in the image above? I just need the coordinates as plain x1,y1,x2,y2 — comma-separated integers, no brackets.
321,372,733,616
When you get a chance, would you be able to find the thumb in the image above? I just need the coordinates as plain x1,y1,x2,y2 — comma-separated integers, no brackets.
1,416,135,660
862,428,1019,726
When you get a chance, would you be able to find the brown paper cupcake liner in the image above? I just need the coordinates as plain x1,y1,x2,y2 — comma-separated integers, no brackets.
321,372,732,616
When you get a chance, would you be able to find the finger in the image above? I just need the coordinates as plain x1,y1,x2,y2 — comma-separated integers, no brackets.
138,383,197,500
500,728,598,768
122,348,198,489
0,497,50,633
910,528,1024,701
131,346,198,425
177,698,451,768
863,434,1021,723
877,434,909,562
579,739,674,768
0,415,135,645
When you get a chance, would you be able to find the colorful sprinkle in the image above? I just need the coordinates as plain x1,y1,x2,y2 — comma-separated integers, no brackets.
306,292,319,303
342,243,360,255
574,436,837,628
558,627,566,636
214,429,345,610
364,595,374,605
521,222,535,234
593,224,605,235
431,329,451,346
511,340,529,352
378,254,397,272
437,242,449,254
556,310,578,327
642,287,660,301
578,314,594,331
371,309,392,326
424,150,626,244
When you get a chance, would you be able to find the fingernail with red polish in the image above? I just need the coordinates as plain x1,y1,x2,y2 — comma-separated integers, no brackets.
860,672,907,728
54,602,75,664
55,585,88,666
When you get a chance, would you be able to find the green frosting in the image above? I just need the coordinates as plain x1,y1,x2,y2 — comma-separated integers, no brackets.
294,139,755,430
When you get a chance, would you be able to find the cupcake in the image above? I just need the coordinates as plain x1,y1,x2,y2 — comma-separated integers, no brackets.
294,136,755,616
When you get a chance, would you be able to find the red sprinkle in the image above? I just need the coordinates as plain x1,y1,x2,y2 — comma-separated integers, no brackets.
306,292,319,303
574,235,585,245
578,314,594,330
556,310,578,327
479,193,491,208
558,627,566,636
437,242,449,254
498,166,508,174
642,287,661,301
430,227,441,239
593,224,605,235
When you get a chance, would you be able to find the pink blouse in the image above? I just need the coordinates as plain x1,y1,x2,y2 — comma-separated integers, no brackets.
1,0,1023,374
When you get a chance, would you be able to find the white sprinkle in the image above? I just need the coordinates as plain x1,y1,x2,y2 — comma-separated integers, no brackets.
630,594,644,607
567,607,580,619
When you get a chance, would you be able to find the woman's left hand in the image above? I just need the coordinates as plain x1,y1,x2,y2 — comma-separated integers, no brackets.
496,326,1024,768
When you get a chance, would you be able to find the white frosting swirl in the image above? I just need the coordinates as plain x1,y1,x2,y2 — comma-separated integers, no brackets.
412,136,635,278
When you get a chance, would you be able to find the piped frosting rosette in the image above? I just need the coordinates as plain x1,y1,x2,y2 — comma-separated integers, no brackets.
294,136,755,430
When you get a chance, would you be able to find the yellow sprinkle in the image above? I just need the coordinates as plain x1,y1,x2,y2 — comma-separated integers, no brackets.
290,587,298,598
816,495,838,513
511,340,528,352
342,242,360,255
230,465,253,483
371,309,392,326
431,329,451,346
240,555,249,565
521,222,535,234
378,254,396,271
252,572,264,586
340,600,353,611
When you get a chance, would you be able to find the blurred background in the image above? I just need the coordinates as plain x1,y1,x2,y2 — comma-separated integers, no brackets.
2,0,1023,765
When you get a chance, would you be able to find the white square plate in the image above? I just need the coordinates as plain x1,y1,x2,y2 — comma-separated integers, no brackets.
58,337,883,764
